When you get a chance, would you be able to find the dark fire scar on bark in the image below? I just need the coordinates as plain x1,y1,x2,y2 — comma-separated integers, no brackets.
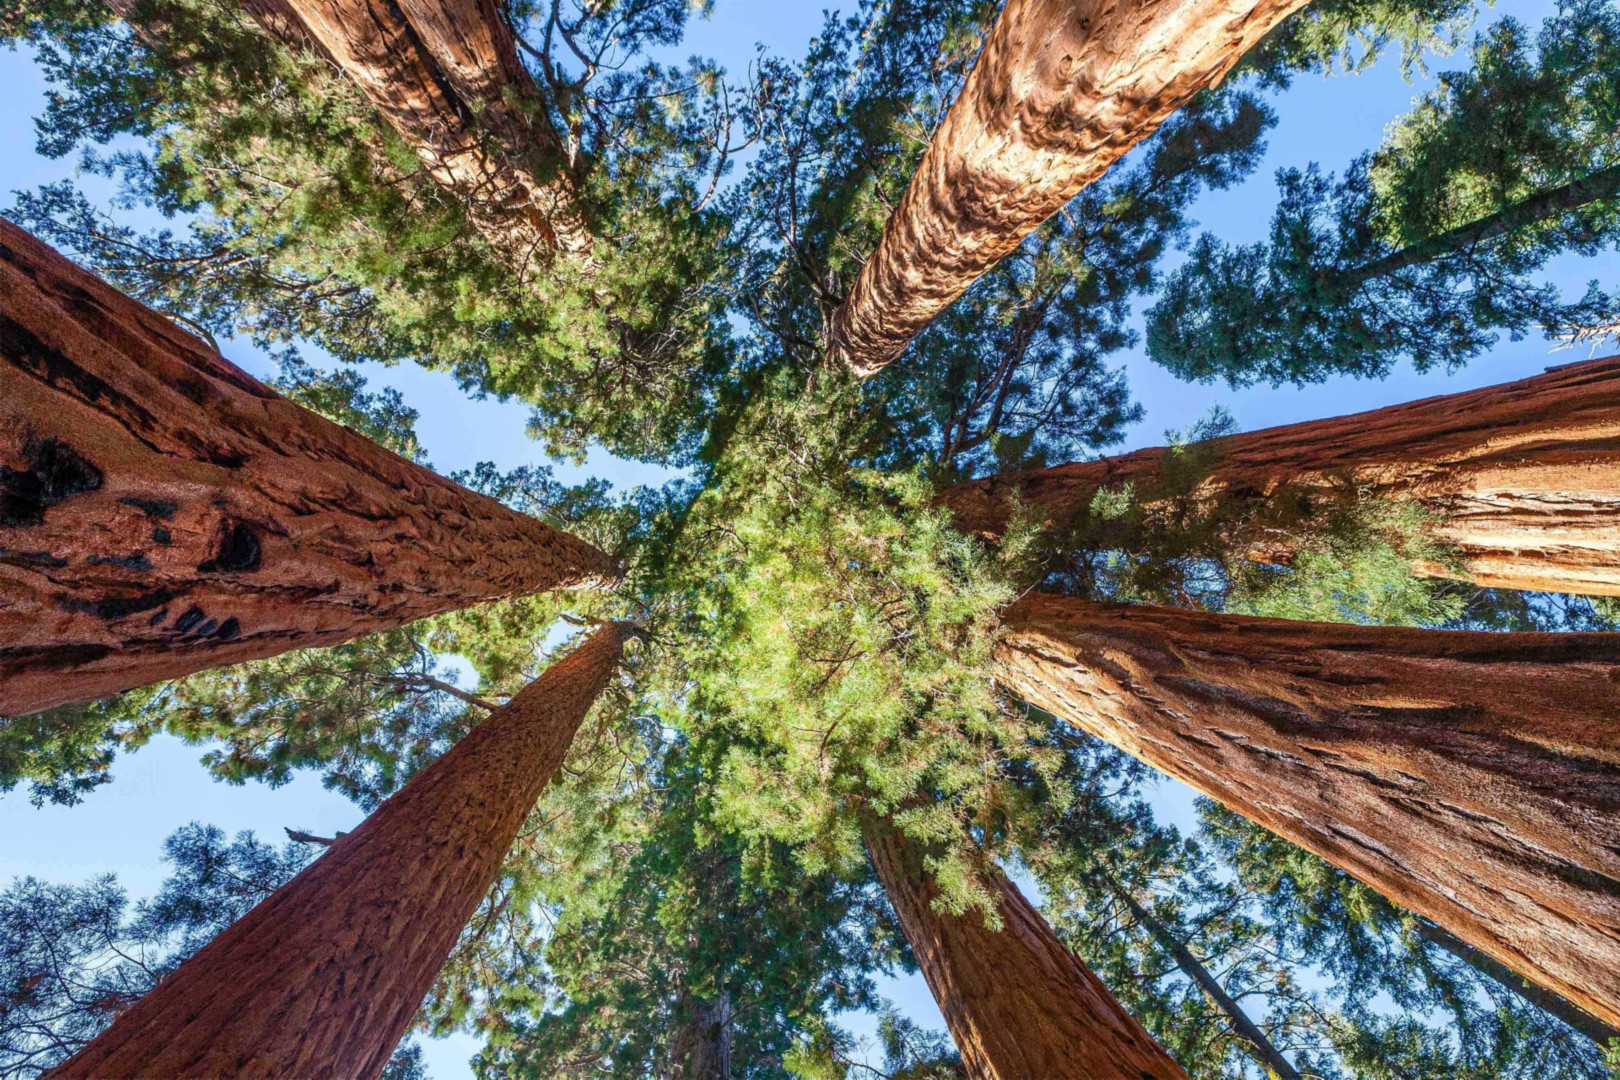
0,437,103,527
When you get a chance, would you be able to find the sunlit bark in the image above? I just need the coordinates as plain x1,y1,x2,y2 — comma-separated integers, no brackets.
51,624,623,1079
996,593,1620,1031
827,0,1311,376
943,355,1620,596
0,219,617,717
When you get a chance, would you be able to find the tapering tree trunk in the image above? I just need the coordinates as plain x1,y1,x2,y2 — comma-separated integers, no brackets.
826,0,1311,376
0,220,617,717
1408,913,1620,1049
1338,163,1620,290
237,0,593,267
50,623,624,1079
666,991,733,1079
1106,879,1302,1080
995,593,1620,1030
942,355,1620,596
863,815,1186,1079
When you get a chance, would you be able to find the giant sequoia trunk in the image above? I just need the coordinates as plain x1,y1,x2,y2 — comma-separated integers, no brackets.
863,815,1186,1079
51,623,624,1079
826,0,1311,376
0,220,617,717
234,0,592,267
943,356,1620,596
995,593,1620,1030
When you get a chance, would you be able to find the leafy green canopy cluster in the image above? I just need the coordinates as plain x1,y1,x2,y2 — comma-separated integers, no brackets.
647,388,1053,920
1148,0,1620,387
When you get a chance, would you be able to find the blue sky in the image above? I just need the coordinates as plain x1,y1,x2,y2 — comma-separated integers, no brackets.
0,0,1602,1074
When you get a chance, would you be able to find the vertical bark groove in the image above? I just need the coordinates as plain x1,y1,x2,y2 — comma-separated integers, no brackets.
995,593,1620,1030
864,815,1187,1079
942,356,1620,596
50,623,624,1079
827,0,1311,376
0,220,618,716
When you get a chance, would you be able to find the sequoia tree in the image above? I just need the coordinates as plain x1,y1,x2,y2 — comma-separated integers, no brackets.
231,0,593,267
863,813,1186,1079
994,592,1620,1031
825,0,1314,375
941,354,1620,597
52,623,624,1079
0,220,617,717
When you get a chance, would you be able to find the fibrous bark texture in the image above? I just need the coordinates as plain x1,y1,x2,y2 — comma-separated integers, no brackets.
864,815,1186,1079
943,356,1620,596
51,624,624,1079
996,593,1620,1030
247,0,592,267
667,992,733,1079
826,0,1310,376
0,220,618,717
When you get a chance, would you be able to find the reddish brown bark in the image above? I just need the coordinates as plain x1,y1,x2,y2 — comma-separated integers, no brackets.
0,219,617,717
864,815,1186,1079
942,356,1620,597
51,623,624,1079
826,0,1311,377
995,593,1620,1030
243,0,592,267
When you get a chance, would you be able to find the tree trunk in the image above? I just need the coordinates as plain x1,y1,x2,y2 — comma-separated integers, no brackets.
825,0,1311,377
1106,879,1302,1080
50,623,624,1079
942,355,1620,596
237,0,593,267
666,991,733,1079
863,815,1187,1079
0,219,617,717
1340,163,1620,290
1409,914,1620,1049
994,593,1620,1031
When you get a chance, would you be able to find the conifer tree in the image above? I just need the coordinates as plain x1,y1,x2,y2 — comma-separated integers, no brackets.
825,0,1313,376
1148,2,1620,386
0,220,617,717
940,353,1620,597
54,623,625,1078
863,811,1186,1079
995,592,1620,1031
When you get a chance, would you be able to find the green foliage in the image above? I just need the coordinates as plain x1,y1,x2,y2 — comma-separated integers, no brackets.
1148,2,1620,387
1224,498,1465,626
4,0,738,462
646,386,1053,919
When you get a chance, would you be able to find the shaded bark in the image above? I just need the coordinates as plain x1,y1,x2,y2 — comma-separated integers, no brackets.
1106,879,1302,1080
942,355,1620,596
0,219,617,717
863,815,1186,1079
666,991,732,1080
50,623,624,1079
826,0,1311,376
995,593,1620,1031
240,0,592,267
